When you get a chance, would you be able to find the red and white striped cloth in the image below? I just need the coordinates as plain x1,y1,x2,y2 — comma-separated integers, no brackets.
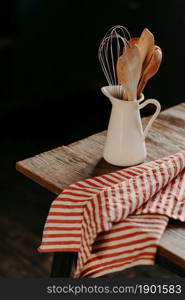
38,151,185,278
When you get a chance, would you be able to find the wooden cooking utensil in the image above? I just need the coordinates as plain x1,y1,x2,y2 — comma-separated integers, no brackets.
129,32,155,72
116,43,142,101
137,28,155,71
137,45,162,98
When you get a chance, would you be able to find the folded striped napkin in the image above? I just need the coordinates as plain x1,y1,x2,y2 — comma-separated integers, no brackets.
38,151,185,278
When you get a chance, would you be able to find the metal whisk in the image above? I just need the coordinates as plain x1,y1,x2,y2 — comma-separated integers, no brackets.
98,25,131,98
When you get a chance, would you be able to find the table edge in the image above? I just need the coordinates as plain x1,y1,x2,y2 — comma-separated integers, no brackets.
16,162,60,195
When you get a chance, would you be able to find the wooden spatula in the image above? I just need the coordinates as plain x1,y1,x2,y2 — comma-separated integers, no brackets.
137,28,155,71
137,45,162,98
116,43,142,101
129,33,154,73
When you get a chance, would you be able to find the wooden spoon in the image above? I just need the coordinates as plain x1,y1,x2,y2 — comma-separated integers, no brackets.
137,45,162,98
116,43,142,101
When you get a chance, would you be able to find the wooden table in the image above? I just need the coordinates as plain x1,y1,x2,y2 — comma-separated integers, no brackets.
16,103,185,275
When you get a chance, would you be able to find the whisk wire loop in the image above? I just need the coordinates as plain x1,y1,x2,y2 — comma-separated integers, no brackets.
98,25,132,98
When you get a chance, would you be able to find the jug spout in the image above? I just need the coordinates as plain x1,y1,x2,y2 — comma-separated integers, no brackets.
101,85,144,103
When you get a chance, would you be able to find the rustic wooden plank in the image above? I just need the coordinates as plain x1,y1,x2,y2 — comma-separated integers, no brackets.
159,222,185,270
16,102,185,270
16,131,108,194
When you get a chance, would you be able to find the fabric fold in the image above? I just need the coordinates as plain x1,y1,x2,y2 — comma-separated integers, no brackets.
38,151,185,278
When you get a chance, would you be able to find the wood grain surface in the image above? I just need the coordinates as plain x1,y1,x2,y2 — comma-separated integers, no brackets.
16,102,185,270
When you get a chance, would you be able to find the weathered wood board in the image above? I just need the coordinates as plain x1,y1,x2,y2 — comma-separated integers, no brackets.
16,103,185,270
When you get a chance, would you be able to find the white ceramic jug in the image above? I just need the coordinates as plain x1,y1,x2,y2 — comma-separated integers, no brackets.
101,85,161,166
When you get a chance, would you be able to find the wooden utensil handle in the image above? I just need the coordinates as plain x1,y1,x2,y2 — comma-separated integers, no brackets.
137,76,147,98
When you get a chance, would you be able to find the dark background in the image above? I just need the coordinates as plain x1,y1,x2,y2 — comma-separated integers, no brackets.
0,0,185,278
2,0,185,151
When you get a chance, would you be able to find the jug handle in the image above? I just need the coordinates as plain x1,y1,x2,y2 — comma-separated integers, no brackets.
139,99,161,139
